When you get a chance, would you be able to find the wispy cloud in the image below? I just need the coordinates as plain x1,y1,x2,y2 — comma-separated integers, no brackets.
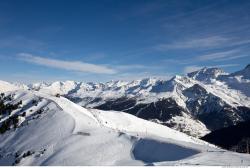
155,36,229,50
155,36,250,51
213,54,249,62
114,64,165,71
196,49,238,61
196,49,249,62
215,64,240,68
114,64,148,70
18,53,116,74
162,48,249,66
160,0,250,41
163,58,192,65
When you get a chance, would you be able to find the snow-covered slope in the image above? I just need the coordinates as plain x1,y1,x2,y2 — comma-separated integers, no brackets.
23,65,250,138
1,89,250,166
0,80,19,93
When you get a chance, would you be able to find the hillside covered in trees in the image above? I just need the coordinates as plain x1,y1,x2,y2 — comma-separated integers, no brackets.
201,120,250,154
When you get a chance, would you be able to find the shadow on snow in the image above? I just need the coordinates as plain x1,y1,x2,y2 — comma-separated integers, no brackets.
132,138,199,163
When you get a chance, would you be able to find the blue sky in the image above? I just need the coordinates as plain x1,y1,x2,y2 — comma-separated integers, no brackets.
0,0,250,83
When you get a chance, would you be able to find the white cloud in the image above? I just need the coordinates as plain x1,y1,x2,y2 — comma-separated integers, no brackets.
18,53,116,74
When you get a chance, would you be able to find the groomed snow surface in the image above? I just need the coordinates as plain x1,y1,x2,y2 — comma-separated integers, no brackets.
0,89,250,166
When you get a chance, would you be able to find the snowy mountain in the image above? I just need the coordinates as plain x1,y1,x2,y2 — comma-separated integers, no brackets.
23,65,250,138
188,67,226,82
0,80,19,93
1,84,250,166
231,64,250,79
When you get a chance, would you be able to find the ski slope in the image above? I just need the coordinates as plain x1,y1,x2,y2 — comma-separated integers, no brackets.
0,88,250,166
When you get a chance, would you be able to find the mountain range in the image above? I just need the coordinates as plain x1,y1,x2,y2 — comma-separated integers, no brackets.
1,75,250,165
22,64,250,138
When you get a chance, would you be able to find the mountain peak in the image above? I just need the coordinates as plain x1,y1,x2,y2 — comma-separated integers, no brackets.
187,67,224,82
245,64,250,70
230,64,250,79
